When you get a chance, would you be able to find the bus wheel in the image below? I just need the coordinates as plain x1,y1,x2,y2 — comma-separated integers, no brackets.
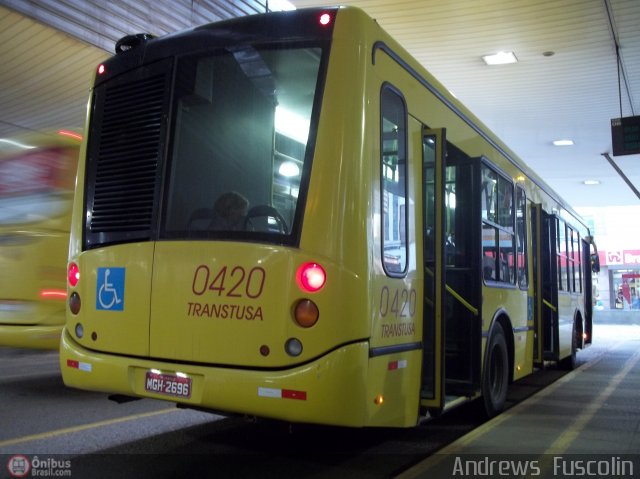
482,322,509,418
559,321,577,370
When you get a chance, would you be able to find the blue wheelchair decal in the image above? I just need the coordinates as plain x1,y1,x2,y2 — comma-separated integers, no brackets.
96,267,125,311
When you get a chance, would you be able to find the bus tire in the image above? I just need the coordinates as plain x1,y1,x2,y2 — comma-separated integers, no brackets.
559,321,577,370
482,322,509,418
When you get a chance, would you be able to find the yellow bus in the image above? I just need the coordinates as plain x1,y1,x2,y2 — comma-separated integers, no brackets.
0,130,81,349
60,7,597,427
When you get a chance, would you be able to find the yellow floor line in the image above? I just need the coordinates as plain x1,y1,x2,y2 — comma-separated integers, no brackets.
0,407,177,448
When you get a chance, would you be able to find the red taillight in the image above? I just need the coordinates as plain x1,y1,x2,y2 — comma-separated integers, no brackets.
40,289,67,300
57,129,83,141
296,262,326,293
68,263,80,287
318,13,332,26
98,64,106,75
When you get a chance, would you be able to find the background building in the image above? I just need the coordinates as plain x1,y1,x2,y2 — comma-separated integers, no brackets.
578,205,640,312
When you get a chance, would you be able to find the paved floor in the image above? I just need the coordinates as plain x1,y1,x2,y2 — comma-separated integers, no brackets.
398,323,640,478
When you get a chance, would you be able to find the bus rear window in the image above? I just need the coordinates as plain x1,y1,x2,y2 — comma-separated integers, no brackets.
162,45,324,243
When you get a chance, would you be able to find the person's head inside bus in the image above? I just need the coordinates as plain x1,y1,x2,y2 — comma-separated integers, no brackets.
213,191,249,231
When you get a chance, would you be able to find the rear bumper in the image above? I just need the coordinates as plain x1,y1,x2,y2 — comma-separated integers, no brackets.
0,324,62,349
60,328,370,426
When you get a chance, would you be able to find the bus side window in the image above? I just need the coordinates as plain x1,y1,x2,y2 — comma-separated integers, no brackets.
557,219,567,291
481,164,515,284
380,85,408,276
516,186,528,289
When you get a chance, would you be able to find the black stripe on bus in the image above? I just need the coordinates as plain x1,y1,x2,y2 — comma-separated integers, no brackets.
369,342,422,358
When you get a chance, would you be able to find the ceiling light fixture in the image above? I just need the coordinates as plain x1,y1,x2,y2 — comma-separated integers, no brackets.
267,0,296,10
583,180,600,185
552,139,574,146
0,138,36,150
481,51,518,65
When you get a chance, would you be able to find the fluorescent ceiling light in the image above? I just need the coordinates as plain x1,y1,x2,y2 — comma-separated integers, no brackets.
481,51,518,65
0,138,36,149
268,0,296,11
553,139,574,146
583,180,600,185
275,106,309,144
279,161,300,177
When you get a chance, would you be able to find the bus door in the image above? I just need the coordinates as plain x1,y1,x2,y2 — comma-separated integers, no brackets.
531,205,559,365
442,152,481,397
420,128,445,412
420,128,481,413
582,238,594,346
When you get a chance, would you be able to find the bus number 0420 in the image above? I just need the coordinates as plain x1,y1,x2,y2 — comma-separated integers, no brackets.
379,286,417,318
192,265,266,299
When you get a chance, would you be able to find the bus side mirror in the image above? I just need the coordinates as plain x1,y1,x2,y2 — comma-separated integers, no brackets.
591,253,600,274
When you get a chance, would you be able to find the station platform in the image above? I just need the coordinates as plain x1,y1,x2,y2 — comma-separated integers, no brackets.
399,320,640,478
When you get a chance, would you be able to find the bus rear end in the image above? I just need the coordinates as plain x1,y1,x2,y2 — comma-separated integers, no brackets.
0,131,80,349
61,8,384,426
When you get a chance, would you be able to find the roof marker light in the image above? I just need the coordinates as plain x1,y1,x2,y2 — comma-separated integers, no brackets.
319,13,332,26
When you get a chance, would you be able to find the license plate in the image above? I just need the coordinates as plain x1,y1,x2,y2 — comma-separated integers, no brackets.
144,371,192,399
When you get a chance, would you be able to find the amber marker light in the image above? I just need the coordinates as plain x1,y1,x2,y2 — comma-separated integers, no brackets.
69,292,81,315
374,395,384,405
294,299,319,328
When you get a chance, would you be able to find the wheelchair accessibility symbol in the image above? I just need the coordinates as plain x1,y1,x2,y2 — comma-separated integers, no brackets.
96,267,125,311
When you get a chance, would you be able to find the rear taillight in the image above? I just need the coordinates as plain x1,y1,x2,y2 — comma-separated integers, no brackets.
68,263,81,316
296,262,326,293
68,263,80,287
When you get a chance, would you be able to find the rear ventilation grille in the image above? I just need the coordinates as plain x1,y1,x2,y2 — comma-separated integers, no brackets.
85,67,169,248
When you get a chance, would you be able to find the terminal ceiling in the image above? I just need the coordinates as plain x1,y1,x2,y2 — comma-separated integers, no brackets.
1,0,638,208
